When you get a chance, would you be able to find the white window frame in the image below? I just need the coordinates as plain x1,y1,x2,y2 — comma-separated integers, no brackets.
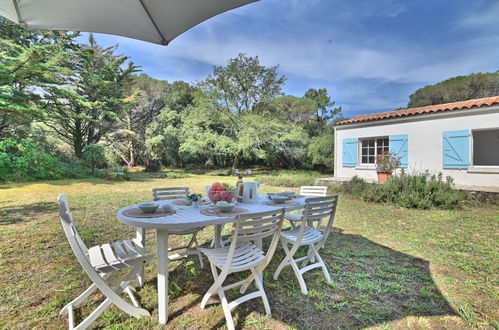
359,136,389,167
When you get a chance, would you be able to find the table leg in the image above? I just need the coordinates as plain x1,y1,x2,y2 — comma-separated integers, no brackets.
157,229,169,324
214,224,223,248
135,227,146,287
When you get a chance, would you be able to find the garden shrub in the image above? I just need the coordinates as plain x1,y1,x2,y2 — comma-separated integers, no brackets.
0,139,75,181
340,172,466,210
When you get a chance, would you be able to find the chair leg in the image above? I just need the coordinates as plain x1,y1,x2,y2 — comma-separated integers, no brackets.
60,273,112,315
218,288,235,330
273,240,297,281
190,233,204,268
275,241,309,295
74,298,113,330
65,266,148,330
313,245,331,283
201,262,222,309
125,287,139,307
60,284,98,315
105,266,149,317
168,232,204,268
250,267,271,316
301,246,314,268
289,256,309,295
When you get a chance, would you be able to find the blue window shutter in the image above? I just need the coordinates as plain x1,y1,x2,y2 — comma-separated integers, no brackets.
443,130,470,169
389,134,408,168
342,138,357,167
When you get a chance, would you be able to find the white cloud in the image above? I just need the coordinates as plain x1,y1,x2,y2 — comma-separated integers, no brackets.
87,0,499,116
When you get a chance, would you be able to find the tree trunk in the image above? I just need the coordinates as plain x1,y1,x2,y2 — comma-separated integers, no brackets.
74,120,84,159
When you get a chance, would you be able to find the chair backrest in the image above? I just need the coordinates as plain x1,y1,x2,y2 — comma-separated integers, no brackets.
224,209,285,270
152,187,189,201
57,194,91,267
300,185,328,197
303,195,339,241
235,209,284,242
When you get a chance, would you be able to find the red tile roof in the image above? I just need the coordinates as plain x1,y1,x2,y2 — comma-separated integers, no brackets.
335,95,499,126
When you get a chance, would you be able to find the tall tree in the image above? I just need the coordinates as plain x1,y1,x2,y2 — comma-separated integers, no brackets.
43,35,138,158
145,81,197,167
202,53,286,116
304,88,342,122
106,74,167,166
199,54,287,166
0,17,77,138
304,88,343,136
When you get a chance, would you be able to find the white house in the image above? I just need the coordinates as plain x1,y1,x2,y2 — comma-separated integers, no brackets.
334,95,499,188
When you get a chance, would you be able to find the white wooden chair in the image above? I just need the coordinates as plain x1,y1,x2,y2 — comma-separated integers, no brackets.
274,195,338,295
285,185,328,226
199,209,285,330
152,187,204,267
57,194,152,330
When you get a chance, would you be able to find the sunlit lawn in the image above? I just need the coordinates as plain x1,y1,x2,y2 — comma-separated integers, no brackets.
0,171,497,329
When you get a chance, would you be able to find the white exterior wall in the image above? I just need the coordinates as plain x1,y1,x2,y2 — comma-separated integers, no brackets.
334,106,499,187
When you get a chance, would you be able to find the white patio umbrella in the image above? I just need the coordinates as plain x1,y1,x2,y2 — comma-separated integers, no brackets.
0,0,258,45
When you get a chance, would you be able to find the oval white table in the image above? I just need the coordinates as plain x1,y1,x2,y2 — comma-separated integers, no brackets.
116,196,306,325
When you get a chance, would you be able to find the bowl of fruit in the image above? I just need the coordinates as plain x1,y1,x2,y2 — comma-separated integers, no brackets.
208,182,235,204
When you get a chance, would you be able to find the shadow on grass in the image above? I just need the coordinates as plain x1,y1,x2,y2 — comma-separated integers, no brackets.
147,227,457,329
0,201,58,225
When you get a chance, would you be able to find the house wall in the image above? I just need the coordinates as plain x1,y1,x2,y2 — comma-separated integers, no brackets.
334,107,499,187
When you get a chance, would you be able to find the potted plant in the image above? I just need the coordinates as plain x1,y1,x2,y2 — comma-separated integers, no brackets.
187,193,202,208
375,150,401,183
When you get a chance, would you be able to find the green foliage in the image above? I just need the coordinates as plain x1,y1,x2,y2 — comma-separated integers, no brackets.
0,17,78,138
145,81,197,167
43,35,139,158
1,20,345,179
255,170,320,187
202,53,286,115
304,88,342,136
106,74,168,167
408,71,499,108
82,144,106,173
0,139,74,181
340,172,467,210
307,127,334,171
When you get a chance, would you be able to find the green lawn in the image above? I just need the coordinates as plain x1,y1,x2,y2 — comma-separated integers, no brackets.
0,172,497,329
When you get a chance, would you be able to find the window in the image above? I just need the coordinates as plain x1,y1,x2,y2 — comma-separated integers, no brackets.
361,137,389,164
473,129,499,166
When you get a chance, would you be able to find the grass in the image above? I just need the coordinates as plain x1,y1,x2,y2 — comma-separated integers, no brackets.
255,170,322,187
0,171,497,329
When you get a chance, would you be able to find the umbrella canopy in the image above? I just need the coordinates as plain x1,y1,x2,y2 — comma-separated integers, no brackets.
0,0,257,45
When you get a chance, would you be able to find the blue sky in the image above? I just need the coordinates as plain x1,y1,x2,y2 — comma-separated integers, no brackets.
83,0,499,118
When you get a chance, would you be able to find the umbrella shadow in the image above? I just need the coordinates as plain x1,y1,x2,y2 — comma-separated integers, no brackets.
263,228,456,329
136,227,457,329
